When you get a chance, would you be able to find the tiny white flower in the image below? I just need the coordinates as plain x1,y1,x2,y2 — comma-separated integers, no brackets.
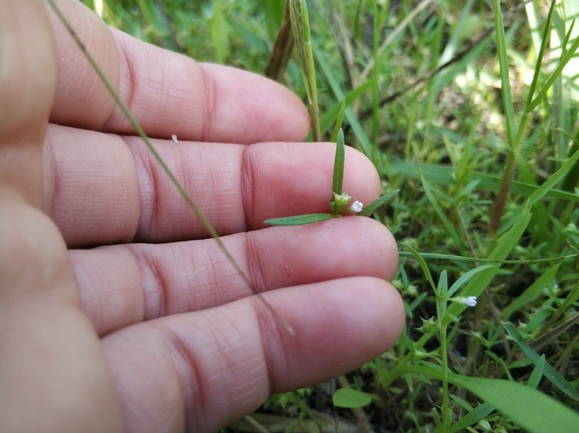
461,296,477,307
172,134,178,143
350,200,363,213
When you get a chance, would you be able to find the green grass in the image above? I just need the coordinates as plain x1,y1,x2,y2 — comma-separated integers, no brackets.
82,0,579,432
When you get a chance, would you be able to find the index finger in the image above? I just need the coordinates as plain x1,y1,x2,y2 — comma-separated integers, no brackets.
47,0,310,144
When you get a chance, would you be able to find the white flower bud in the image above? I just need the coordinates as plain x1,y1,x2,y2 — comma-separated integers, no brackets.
461,296,477,307
350,200,363,213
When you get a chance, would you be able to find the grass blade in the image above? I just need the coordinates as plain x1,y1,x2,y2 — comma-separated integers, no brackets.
493,0,516,145
264,213,334,226
528,20,579,113
389,160,579,202
401,365,579,433
447,265,494,297
528,354,546,389
449,402,494,433
401,243,437,292
47,0,295,335
332,129,345,196
501,264,560,320
528,147,579,206
420,173,464,249
320,79,378,136
358,189,400,217
503,322,579,401
329,98,346,143
444,208,532,323
450,374,579,433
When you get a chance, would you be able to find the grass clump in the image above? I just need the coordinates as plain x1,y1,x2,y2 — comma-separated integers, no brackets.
84,0,579,432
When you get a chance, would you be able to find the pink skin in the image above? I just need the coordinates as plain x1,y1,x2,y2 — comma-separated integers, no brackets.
0,1,405,433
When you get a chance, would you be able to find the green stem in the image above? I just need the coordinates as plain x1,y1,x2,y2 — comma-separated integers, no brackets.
47,0,295,336
440,322,450,432
300,0,320,141
290,0,320,142
489,111,531,236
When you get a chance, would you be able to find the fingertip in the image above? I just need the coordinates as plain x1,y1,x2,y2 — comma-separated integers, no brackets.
201,63,310,143
259,277,405,392
343,145,381,201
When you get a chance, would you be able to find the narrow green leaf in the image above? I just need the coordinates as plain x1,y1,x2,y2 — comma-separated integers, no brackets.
527,147,579,206
264,213,334,226
401,243,437,292
449,374,579,433
209,0,230,64
321,79,378,135
447,265,494,297
398,250,577,265
528,354,546,390
333,129,345,195
315,47,374,156
503,322,579,401
522,0,557,110
421,174,464,248
330,98,346,143
358,189,400,216
444,209,531,321
389,160,579,202
401,364,579,433
501,264,560,320
527,19,579,113
437,270,448,297
493,0,516,145
332,388,373,408
449,402,494,433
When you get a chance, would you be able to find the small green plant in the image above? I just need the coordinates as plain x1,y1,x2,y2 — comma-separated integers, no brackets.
265,129,399,226
77,1,579,432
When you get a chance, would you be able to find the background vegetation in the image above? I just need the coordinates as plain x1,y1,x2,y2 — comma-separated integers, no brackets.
80,0,579,431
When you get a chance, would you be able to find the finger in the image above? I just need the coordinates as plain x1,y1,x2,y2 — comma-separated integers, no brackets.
43,124,380,246
103,278,405,433
47,1,309,143
0,4,122,431
71,217,398,336
0,0,56,207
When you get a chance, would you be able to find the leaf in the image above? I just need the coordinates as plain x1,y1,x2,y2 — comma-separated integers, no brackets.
444,208,532,322
330,98,346,143
450,374,579,433
389,160,579,202
449,402,494,433
527,19,579,113
528,354,546,390
421,173,464,248
320,79,378,135
402,243,437,292
503,322,579,402
315,47,374,156
264,213,334,226
332,129,345,196
447,265,494,297
358,189,400,216
332,388,373,408
493,0,516,145
402,364,579,433
209,0,229,64
501,264,560,320
527,147,579,207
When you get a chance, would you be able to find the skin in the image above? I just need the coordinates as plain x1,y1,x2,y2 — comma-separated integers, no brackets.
0,1,405,433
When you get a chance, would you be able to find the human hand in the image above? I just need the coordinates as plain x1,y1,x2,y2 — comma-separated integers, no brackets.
0,1,404,432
